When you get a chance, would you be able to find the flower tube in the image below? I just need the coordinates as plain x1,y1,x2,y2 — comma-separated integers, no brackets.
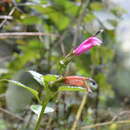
73,37,102,56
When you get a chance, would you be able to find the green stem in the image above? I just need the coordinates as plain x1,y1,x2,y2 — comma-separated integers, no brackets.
50,77,64,87
58,51,75,74
60,51,74,65
34,90,57,130
34,97,50,130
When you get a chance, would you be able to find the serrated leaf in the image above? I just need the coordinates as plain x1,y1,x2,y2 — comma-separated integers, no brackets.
0,79,40,103
30,105,54,116
59,86,86,92
29,70,44,86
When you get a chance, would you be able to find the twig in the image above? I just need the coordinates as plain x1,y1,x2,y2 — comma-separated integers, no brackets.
81,119,130,129
53,0,88,49
12,0,25,13
60,41,66,56
94,84,100,123
0,7,15,29
0,32,58,38
81,111,130,129
0,107,24,121
0,16,13,20
71,94,87,130
72,0,90,47
45,116,53,129
111,111,130,122
25,111,33,128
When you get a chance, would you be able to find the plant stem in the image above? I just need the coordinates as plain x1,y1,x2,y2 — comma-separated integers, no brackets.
71,94,87,130
34,98,50,130
81,119,130,129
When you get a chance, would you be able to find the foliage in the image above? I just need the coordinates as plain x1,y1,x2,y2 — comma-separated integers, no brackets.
0,0,129,130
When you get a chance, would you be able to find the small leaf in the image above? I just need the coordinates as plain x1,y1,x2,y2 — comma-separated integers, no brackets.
43,74,59,82
30,105,54,116
29,70,44,86
20,15,41,25
90,2,104,11
84,13,96,23
0,79,40,103
0,119,7,130
59,86,86,92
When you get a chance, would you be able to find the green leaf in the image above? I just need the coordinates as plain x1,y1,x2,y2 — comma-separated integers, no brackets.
59,86,86,92
0,79,40,103
30,105,54,116
84,13,96,23
64,1,79,16
0,120,7,130
43,74,59,82
8,40,41,71
30,5,70,30
43,74,60,92
49,12,70,30
90,2,104,11
20,15,41,25
29,70,44,86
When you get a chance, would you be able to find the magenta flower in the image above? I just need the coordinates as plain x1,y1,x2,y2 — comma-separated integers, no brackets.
73,37,102,56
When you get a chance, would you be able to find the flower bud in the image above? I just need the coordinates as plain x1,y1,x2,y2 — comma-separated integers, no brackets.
73,37,102,56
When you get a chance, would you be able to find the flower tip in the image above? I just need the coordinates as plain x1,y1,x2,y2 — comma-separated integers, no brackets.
91,37,103,46
100,29,104,33
96,40,102,46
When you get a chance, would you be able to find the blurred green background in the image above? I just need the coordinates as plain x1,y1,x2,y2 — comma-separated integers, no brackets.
0,0,130,129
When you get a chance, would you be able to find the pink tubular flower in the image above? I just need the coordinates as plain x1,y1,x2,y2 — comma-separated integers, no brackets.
73,37,102,56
